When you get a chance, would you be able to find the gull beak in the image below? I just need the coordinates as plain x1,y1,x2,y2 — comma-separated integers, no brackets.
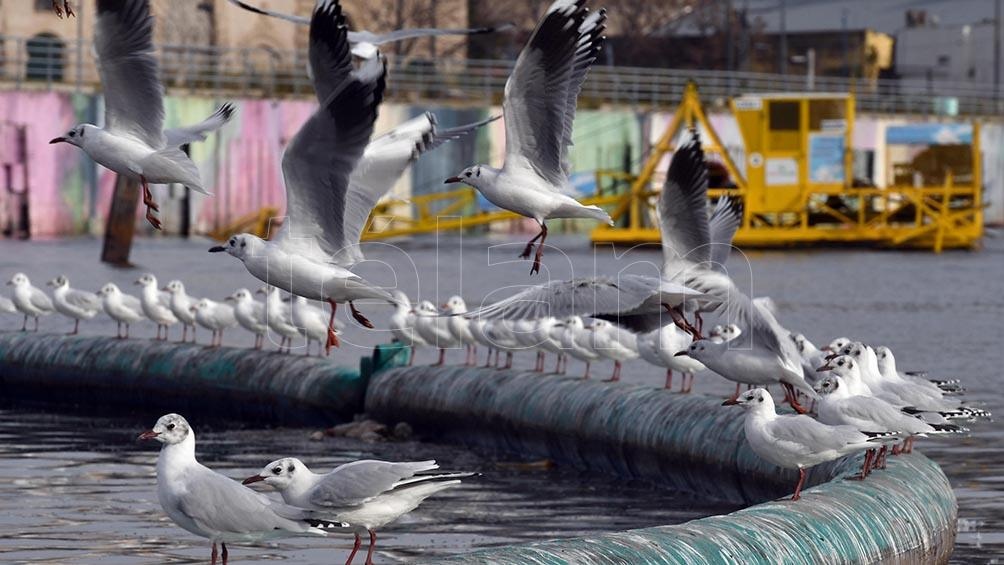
224,296,235,303
816,364,833,372
46,280,55,287
5,280,12,286
49,137,67,144
823,353,837,361
242,474,266,485
208,246,226,253
138,430,159,441
821,346,831,352
444,176,462,184
133,279,142,285
674,351,689,357
721,399,740,406
160,286,169,291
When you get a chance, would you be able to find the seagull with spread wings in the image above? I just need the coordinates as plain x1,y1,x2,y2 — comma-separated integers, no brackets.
445,0,613,275
49,0,234,230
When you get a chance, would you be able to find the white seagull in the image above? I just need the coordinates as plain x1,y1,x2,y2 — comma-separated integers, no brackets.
163,280,199,343
139,414,338,564
257,286,303,353
444,296,478,366
97,282,145,338
47,275,100,334
135,274,177,340
226,288,268,350
636,322,705,391
6,273,54,332
388,290,427,365
49,0,233,230
723,388,896,500
191,298,237,347
242,457,471,565
414,300,460,366
291,295,341,356
558,316,600,378
588,319,638,382
446,0,612,274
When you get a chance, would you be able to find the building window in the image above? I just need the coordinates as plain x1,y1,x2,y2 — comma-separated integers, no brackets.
26,34,65,82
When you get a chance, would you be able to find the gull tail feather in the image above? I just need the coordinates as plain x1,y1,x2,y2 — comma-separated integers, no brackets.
143,148,210,195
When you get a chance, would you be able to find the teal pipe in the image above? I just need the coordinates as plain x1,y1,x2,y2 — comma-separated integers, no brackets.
366,366,957,564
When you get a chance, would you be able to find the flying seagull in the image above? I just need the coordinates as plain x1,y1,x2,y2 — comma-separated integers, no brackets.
445,0,613,275
50,0,234,230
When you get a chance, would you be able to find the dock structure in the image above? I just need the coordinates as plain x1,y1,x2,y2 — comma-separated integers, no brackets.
0,336,958,563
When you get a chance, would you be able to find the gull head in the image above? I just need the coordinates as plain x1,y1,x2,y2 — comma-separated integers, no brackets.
817,354,857,378
417,300,440,316
135,273,157,288
874,346,895,373
563,316,589,331
7,272,29,287
813,375,843,396
445,165,489,189
720,324,741,341
722,388,774,412
229,288,252,303
708,324,725,337
209,233,262,261
47,275,69,288
139,413,191,445
392,290,412,310
443,295,467,314
97,283,119,297
790,333,808,354
190,298,212,313
242,457,306,490
49,124,97,149
162,280,185,294
822,336,850,352
677,339,712,361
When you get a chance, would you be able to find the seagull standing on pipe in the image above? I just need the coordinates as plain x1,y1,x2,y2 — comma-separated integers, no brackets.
49,0,234,230
445,0,613,275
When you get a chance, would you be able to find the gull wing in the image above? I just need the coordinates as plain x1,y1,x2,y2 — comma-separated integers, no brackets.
164,103,236,147
277,16,386,265
309,459,439,508
94,0,164,148
708,197,742,272
659,131,712,276
65,289,101,311
30,287,54,312
502,0,606,188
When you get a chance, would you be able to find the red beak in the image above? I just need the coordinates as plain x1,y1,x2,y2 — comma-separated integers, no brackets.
816,365,833,372
721,399,740,406
444,176,462,183
138,430,159,441
242,474,266,485
49,137,67,144
674,351,689,357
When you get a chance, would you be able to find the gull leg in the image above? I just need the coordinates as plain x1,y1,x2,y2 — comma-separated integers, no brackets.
408,345,415,366
530,223,548,276
791,468,807,500
64,0,74,17
876,445,888,469
211,543,218,565
483,347,493,368
140,175,162,231
221,542,228,565
663,304,701,340
436,348,445,366
21,315,27,332
852,450,873,480
604,361,621,382
664,369,673,389
519,224,546,259
326,300,340,352
505,351,513,369
70,319,79,335
125,324,130,338
181,324,187,342
34,316,40,332
345,532,361,565
363,529,377,565
349,301,374,328
695,312,704,334
782,383,809,414
583,361,590,379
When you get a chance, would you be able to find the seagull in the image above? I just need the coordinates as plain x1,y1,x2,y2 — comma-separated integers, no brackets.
51,0,74,18
828,342,959,410
208,1,389,352
49,0,234,230
388,291,427,365
6,273,53,332
532,316,566,373
97,282,145,338
636,322,705,391
226,0,513,57
257,286,303,353
242,457,472,565
874,345,959,394
46,275,100,335
446,0,612,275
790,333,827,384
139,414,339,565
444,296,478,366
723,388,897,500
510,318,545,371
558,316,600,378
414,300,460,366
291,296,341,356
588,319,638,382
135,274,177,340
467,319,499,368
163,280,199,343
815,375,965,468
191,298,237,347
0,295,17,316
226,288,268,350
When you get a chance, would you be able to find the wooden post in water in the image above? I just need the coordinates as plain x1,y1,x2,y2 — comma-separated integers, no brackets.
101,175,139,266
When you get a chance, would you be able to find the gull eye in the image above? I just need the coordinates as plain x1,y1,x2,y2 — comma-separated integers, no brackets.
229,239,235,246
68,130,76,137
272,467,282,475
166,423,175,430
758,396,764,403
465,171,472,177
837,360,844,366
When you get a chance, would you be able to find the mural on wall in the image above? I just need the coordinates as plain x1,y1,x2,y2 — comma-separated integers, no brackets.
1,90,1002,236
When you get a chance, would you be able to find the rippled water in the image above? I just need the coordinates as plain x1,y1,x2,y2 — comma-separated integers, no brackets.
0,232,1002,562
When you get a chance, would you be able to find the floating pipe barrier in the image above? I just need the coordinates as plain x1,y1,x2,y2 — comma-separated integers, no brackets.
0,333,391,425
366,366,958,564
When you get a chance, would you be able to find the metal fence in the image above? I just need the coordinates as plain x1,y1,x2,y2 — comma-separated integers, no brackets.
2,34,1003,117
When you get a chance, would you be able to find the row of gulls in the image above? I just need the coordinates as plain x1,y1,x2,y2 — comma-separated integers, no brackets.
140,413,471,565
2,272,344,354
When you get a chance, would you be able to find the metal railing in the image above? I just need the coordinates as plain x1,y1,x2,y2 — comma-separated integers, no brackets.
2,34,1003,116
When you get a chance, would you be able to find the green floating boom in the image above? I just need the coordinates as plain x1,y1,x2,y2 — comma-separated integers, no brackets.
366,365,957,564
